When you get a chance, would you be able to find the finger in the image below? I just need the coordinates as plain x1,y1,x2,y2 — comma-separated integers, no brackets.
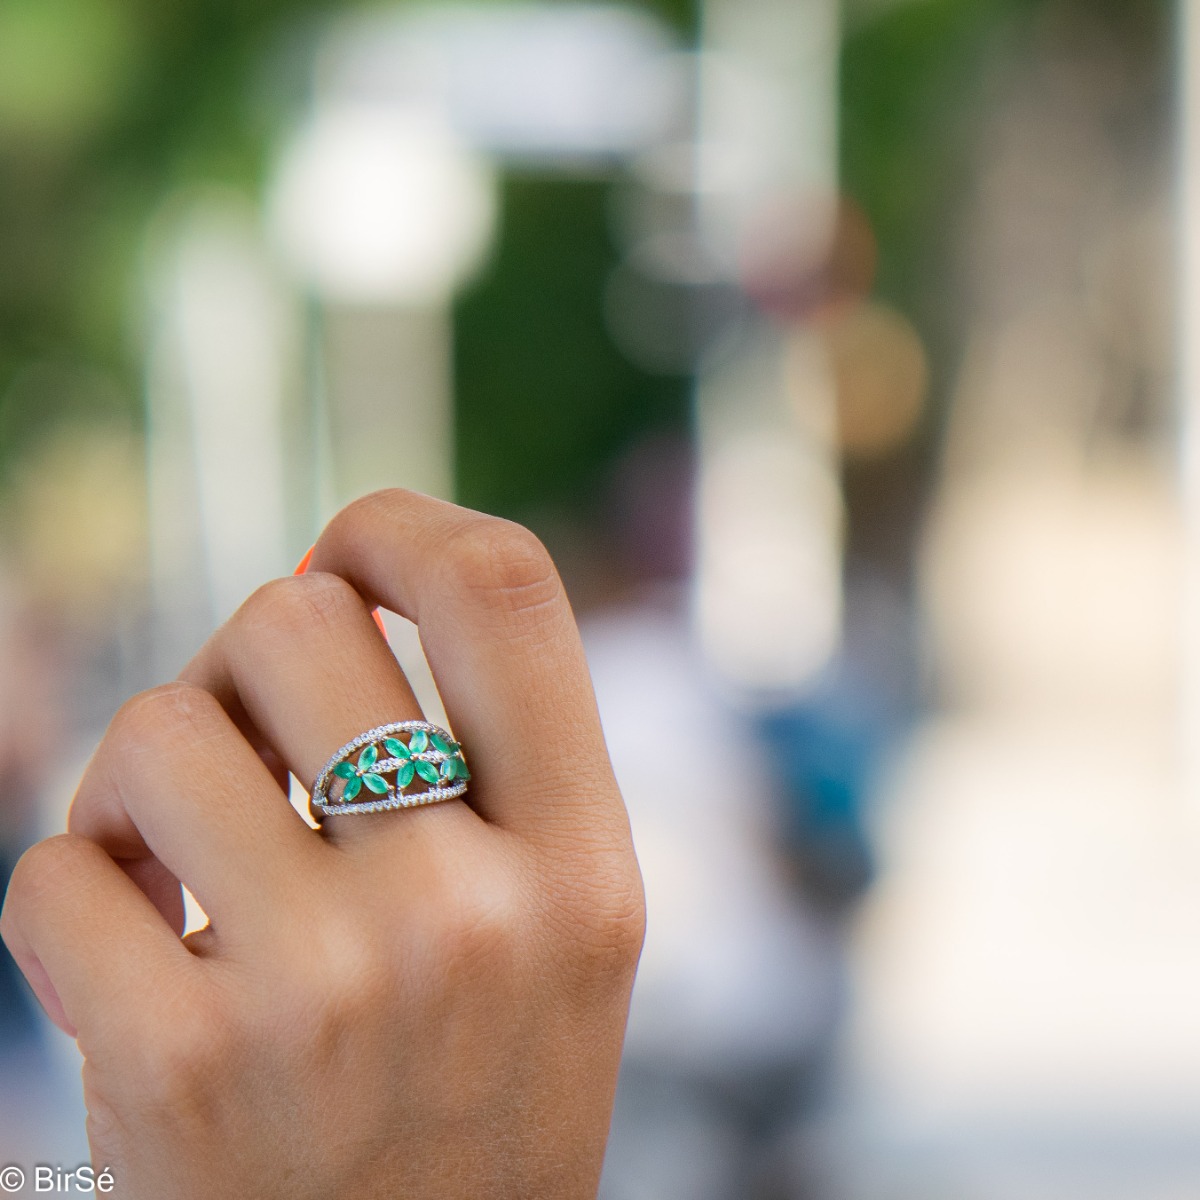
121,855,186,936
307,490,622,838
68,683,324,933
180,571,480,847
0,834,196,1039
296,543,388,637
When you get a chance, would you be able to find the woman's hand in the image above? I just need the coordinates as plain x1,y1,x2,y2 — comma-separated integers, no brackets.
0,490,645,1199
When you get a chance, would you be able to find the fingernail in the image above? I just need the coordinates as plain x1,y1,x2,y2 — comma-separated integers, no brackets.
20,950,76,1038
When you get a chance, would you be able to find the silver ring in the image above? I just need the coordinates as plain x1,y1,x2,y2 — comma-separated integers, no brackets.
311,721,470,818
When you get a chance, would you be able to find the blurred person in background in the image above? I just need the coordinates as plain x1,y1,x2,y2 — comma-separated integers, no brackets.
589,436,892,1200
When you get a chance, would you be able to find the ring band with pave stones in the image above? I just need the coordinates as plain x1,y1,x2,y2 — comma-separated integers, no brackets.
311,721,470,818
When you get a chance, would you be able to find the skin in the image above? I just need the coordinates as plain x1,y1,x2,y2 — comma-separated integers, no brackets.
0,490,646,1199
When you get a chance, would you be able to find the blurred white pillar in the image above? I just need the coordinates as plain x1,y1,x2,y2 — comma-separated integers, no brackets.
269,103,496,514
696,323,842,690
697,0,840,260
144,192,295,669
694,0,843,697
318,304,454,504
266,6,689,516
1183,0,1200,813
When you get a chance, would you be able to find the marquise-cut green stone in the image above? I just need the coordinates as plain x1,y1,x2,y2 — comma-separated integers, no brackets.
384,737,409,759
415,760,439,784
333,762,356,779
456,758,471,781
396,762,416,788
363,773,388,795
343,776,363,800
440,758,456,780
430,732,452,755
359,744,378,770
410,730,429,754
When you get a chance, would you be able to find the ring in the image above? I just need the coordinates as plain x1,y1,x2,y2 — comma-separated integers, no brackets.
311,721,470,818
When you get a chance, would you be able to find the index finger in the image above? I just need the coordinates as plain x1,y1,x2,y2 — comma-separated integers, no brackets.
307,490,622,839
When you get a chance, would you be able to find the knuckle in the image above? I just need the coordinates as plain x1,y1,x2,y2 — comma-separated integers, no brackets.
440,517,562,620
12,832,86,881
444,878,521,961
323,925,394,1007
137,994,229,1109
107,681,220,753
285,913,397,1022
330,488,403,532
413,860,525,981
6,834,98,910
81,1063,126,1148
549,853,647,979
238,571,366,640
582,883,648,974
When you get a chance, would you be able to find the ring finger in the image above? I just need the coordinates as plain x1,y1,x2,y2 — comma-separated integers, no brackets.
179,570,480,849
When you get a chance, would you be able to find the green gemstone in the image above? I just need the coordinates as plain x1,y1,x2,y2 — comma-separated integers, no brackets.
430,732,452,755
333,762,356,779
456,758,471,781
415,760,439,784
440,758,457,780
343,776,363,800
410,730,429,754
384,737,409,759
363,773,388,795
396,762,415,788
358,744,378,770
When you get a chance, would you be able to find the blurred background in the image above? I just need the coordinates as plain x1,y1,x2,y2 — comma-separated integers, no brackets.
0,0,1192,1195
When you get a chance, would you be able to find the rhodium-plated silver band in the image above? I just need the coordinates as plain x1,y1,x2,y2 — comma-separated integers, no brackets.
311,720,470,818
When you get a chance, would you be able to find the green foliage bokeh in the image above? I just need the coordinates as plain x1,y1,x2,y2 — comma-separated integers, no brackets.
0,0,1170,522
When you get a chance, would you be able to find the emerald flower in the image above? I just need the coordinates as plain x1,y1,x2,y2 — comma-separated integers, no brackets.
333,744,389,800
429,731,470,781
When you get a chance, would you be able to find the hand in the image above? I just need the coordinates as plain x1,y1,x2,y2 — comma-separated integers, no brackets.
1,490,645,1199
